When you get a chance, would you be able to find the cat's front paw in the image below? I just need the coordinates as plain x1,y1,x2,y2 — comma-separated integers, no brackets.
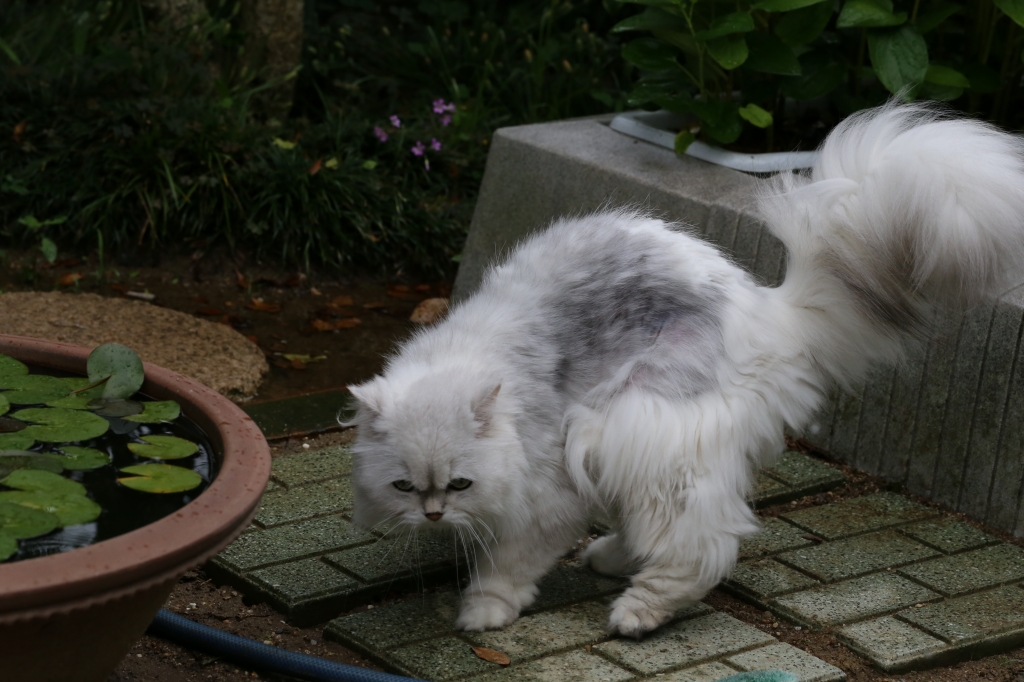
582,534,631,577
607,592,673,639
456,595,519,631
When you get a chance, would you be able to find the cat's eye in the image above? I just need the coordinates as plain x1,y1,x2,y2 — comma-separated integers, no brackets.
392,480,415,492
447,478,472,491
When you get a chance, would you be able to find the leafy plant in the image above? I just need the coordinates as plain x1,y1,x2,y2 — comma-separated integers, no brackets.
614,0,1024,150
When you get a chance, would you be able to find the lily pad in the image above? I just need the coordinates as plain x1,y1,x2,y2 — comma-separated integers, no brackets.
48,379,106,409
0,500,60,539
0,416,26,433
13,407,109,443
125,400,181,424
0,452,65,477
0,490,101,526
0,533,15,561
0,433,34,450
87,398,143,418
128,435,199,460
2,469,86,496
87,343,145,401
0,393,8,417
53,446,110,471
0,355,28,378
118,463,202,493
0,375,70,405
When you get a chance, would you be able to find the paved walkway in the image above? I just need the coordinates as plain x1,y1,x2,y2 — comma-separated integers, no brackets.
208,443,1024,679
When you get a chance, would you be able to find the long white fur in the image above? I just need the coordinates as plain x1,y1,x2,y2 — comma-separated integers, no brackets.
347,103,1024,637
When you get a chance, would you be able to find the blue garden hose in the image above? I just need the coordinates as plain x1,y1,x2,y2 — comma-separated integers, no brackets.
148,609,425,682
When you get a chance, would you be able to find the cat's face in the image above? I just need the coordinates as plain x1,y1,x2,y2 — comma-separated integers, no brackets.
347,371,524,537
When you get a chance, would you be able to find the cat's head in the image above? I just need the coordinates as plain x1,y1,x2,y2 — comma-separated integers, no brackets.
346,368,524,536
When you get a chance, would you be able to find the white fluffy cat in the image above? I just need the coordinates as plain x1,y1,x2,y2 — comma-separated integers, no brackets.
346,103,1024,637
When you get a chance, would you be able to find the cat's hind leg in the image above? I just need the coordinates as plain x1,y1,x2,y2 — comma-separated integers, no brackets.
582,532,634,577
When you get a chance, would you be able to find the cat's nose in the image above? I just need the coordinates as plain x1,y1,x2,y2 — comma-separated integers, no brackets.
424,512,443,522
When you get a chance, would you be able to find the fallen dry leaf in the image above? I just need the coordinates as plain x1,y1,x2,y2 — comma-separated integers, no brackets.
311,318,361,332
245,335,259,345
12,121,26,143
58,273,83,287
362,301,386,309
236,270,249,289
386,284,425,301
196,308,224,316
331,295,354,307
247,298,282,313
309,158,323,175
410,298,449,325
471,647,510,667
415,284,431,292
110,284,127,293
191,296,209,304
290,359,306,370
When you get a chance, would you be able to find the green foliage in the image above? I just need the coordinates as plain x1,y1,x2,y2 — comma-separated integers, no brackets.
616,0,1024,150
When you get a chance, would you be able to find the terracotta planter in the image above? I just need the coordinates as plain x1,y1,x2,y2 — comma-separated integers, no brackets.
0,335,271,682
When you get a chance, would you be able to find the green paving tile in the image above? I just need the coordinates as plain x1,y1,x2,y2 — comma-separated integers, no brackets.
465,649,635,682
214,515,372,572
243,388,354,439
777,530,939,583
466,601,609,661
751,474,791,506
271,445,353,488
325,532,456,583
738,519,815,560
898,585,1024,644
658,661,738,682
771,573,939,629
897,518,999,554
387,635,496,681
255,477,355,528
727,559,820,600
594,612,775,675
726,643,846,681
837,616,950,672
246,557,362,624
527,562,627,613
897,544,1024,596
765,451,846,491
324,590,460,651
781,492,937,541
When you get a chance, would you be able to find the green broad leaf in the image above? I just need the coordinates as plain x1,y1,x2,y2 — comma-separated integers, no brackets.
994,0,1024,28
702,103,743,144
128,435,199,460
119,463,202,494
838,0,907,28
0,355,28,378
628,70,694,105
13,407,110,443
918,80,964,101
739,103,774,128
0,452,64,477
0,533,15,561
125,400,181,424
868,26,928,95
0,490,101,526
87,343,145,401
961,63,1001,93
612,7,689,33
0,500,59,539
693,12,755,41
54,446,110,471
88,398,143,418
0,375,70,405
650,28,698,55
48,378,106,409
915,2,961,33
0,416,26,433
0,434,34,450
2,469,85,496
0,393,8,417
674,130,696,154
775,0,835,46
925,64,970,87
707,34,749,69
782,51,848,99
745,32,802,75
40,238,57,264
622,38,680,71
755,0,829,11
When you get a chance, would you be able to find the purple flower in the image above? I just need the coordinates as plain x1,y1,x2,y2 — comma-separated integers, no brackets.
389,115,401,128
439,113,452,127
373,126,388,142
432,98,456,114
430,138,442,151
411,140,426,156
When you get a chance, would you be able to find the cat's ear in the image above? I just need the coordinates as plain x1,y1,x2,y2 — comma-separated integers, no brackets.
471,383,501,437
348,379,387,421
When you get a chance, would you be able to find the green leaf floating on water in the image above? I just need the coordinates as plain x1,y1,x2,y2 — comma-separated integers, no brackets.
0,433,35,450
47,378,106,410
0,532,16,561
53,446,110,470
2,468,85,496
12,407,109,443
125,400,181,424
0,355,28,378
0,451,65,477
0,375,71,405
87,343,145,401
88,398,143,418
0,490,101,526
128,435,198,460
0,393,8,417
0,500,59,538
119,463,202,493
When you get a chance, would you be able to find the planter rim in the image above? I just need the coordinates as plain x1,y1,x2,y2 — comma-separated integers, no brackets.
0,335,270,616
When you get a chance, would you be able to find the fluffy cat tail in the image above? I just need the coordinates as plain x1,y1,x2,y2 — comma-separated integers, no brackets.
761,102,1024,386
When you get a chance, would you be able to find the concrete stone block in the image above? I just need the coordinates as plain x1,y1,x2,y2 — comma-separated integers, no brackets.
465,601,609,661
896,544,1024,596
727,642,846,682
986,286,1024,533
324,532,455,584
246,557,362,625
878,343,927,483
738,518,815,560
751,475,792,507
898,585,1024,645
826,388,864,469
387,635,498,681
851,367,895,474
727,559,820,601
213,515,371,572
836,617,949,673
897,518,999,554
254,477,354,528
905,329,959,497
270,445,352,488
324,590,460,652
781,492,937,541
594,612,775,675
465,649,635,682
771,573,939,629
527,562,627,613
776,530,939,583
658,661,739,682
764,452,846,492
